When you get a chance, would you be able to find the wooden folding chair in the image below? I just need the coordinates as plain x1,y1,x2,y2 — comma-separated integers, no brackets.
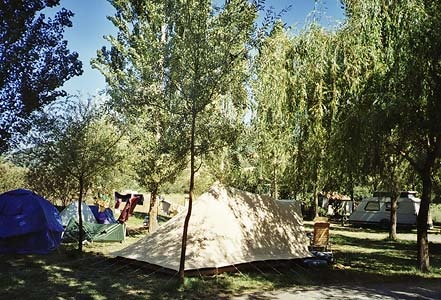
309,221,331,252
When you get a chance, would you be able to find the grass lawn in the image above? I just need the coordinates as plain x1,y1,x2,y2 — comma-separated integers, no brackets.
1,217,440,300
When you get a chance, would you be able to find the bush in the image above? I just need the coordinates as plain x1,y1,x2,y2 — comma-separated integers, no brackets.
0,157,27,193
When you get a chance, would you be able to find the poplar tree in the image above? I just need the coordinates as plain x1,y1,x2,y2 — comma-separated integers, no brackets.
93,0,188,233
94,0,257,281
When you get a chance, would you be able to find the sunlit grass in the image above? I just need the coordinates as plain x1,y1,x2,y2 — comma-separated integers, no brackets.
330,233,441,279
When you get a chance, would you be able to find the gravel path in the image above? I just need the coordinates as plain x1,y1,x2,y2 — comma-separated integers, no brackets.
232,282,441,300
233,223,441,300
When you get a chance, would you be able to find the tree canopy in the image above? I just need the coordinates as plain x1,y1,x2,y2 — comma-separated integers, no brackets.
0,0,82,153
21,97,126,205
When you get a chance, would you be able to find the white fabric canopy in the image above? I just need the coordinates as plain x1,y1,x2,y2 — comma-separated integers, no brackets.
113,184,311,272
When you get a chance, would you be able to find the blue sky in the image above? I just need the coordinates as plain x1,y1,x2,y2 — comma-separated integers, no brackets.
48,0,345,96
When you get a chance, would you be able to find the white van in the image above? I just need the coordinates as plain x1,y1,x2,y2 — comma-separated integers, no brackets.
349,191,433,228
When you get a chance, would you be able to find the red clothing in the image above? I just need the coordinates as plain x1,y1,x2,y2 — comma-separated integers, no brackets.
117,196,140,223
115,198,122,209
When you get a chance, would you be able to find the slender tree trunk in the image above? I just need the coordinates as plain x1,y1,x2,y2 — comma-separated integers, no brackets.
386,159,399,239
272,158,278,200
314,187,319,219
417,170,431,272
346,172,355,226
349,172,354,203
148,22,166,235
389,190,398,240
148,185,159,233
78,176,84,253
314,157,324,219
179,109,196,283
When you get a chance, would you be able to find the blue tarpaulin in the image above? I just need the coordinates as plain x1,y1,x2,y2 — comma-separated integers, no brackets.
0,189,63,254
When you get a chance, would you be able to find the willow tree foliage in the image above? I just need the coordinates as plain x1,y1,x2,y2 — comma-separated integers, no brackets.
94,0,257,281
279,24,341,215
313,0,408,239
382,0,441,271
250,22,293,200
250,18,344,214
337,0,441,271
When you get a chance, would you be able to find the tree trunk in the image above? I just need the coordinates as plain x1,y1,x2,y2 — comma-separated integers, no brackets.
389,190,398,240
314,187,319,219
417,170,431,272
386,159,399,240
78,176,84,253
314,157,323,219
346,172,354,226
179,109,196,283
272,158,278,200
349,172,354,203
148,186,159,233
147,23,166,235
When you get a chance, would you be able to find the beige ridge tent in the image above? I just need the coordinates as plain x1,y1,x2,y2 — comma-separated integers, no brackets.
112,184,311,275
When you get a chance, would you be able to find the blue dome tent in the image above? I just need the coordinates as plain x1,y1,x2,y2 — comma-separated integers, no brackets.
88,205,117,224
0,189,63,254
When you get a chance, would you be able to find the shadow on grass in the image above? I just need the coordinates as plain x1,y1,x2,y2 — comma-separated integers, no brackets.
1,247,183,300
1,234,440,300
331,234,441,274
1,245,288,300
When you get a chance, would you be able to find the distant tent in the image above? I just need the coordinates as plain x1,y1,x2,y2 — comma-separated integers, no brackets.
113,184,311,275
60,201,97,227
63,219,126,243
0,189,63,254
62,205,124,243
89,205,117,224
319,192,353,218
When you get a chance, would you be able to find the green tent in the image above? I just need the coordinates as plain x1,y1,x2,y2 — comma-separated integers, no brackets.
63,219,126,243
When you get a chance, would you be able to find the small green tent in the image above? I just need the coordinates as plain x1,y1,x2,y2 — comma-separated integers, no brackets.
63,219,126,243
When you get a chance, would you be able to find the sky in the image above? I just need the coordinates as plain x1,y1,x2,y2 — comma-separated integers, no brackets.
47,0,346,97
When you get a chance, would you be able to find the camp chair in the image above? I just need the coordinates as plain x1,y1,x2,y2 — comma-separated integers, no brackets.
309,221,331,252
